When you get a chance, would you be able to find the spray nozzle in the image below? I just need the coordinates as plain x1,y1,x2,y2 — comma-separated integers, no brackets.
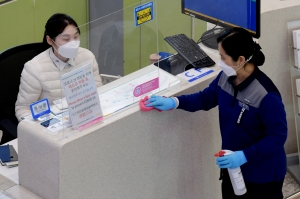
214,150,226,157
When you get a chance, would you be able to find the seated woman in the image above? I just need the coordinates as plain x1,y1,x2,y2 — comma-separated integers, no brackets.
15,13,102,121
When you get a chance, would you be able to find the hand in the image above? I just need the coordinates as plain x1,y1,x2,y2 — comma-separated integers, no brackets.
216,151,247,169
146,95,176,111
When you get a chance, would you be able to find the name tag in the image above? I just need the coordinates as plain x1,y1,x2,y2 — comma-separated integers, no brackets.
238,101,249,110
236,101,249,124
30,98,51,120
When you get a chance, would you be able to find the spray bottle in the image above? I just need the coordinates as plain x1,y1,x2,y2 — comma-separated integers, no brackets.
214,150,247,196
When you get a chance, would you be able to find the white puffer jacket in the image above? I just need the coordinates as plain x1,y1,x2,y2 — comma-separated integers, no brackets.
15,47,102,121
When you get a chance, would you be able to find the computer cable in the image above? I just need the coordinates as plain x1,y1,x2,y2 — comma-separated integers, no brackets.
196,21,221,44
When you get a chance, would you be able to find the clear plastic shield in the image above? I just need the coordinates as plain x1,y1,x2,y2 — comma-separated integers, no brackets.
28,0,215,140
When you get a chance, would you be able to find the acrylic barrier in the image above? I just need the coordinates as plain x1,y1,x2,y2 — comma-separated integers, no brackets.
20,0,213,141
21,1,164,139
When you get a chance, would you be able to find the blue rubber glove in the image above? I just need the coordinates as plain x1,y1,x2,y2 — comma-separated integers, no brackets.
216,151,247,169
146,95,176,111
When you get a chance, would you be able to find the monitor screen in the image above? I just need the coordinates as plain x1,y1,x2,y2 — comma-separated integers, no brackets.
181,0,260,38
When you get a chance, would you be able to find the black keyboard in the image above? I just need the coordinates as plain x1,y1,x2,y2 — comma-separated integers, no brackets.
164,33,215,68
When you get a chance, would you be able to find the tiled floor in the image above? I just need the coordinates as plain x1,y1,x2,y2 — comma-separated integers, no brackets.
283,172,300,198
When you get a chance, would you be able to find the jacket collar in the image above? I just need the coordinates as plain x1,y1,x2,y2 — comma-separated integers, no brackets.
49,48,75,71
227,66,259,91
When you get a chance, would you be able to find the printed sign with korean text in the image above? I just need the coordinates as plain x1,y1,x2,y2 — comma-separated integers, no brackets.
61,63,103,129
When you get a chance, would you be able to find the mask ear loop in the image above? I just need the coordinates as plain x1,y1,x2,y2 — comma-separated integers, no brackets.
235,54,254,72
246,54,253,62
50,40,66,70
241,54,254,67
51,40,60,54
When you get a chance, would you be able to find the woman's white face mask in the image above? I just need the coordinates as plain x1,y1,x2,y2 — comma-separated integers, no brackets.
218,55,253,77
53,40,80,58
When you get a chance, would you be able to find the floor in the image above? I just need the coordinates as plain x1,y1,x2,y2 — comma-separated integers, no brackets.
0,169,298,198
283,172,300,198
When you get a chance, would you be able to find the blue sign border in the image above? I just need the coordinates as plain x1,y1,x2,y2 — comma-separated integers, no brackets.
30,98,51,120
188,69,214,82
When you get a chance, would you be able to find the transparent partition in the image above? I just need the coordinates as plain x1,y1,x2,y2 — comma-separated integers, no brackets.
25,0,217,140
80,1,164,118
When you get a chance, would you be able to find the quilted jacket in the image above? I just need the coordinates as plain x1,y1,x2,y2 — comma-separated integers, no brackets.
15,47,102,121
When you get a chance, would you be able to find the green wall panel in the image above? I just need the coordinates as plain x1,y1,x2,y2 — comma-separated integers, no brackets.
0,0,34,52
33,0,88,48
0,0,88,52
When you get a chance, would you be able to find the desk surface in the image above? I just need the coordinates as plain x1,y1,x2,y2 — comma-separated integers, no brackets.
0,139,18,184
0,139,41,199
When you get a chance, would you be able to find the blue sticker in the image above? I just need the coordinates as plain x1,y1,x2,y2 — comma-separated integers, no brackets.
134,1,154,26
188,69,214,82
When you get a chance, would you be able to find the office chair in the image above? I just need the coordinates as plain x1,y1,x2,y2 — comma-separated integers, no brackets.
0,42,47,144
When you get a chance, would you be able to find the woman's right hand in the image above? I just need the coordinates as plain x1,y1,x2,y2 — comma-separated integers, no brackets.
146,95,176,111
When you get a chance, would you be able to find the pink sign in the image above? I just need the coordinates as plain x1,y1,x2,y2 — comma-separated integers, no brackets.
133,77,159,97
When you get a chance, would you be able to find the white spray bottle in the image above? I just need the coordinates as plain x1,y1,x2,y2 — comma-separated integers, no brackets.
215,150,247,196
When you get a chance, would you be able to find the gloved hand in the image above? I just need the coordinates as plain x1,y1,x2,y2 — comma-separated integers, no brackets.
216,151,247,169
146,95,176,111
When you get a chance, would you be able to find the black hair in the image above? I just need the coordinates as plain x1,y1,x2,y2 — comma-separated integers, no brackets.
217,27,265,67
42,13,80,48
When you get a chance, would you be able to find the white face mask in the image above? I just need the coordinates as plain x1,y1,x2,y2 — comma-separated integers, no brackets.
218,60,241,77
218,55,253,77
53,40,80,58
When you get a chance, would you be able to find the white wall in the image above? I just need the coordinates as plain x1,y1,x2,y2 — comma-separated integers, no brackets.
260,2,300,153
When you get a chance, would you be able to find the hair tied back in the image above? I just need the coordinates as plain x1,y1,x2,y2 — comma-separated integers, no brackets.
254,42,262,51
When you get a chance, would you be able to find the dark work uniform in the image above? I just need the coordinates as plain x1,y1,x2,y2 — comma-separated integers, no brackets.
176,67,287,199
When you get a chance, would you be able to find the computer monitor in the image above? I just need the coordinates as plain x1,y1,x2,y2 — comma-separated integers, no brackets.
181,0,260,49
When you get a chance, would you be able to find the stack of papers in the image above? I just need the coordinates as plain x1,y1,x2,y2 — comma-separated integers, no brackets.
51,98,68,115
53,98,68,110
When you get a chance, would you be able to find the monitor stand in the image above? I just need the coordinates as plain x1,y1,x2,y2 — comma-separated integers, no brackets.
200,27,227,50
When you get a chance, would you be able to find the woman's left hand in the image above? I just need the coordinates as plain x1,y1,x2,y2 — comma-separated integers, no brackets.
216,151,247,169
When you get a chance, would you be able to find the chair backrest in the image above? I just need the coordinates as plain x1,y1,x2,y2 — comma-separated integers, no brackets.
0,43,47,124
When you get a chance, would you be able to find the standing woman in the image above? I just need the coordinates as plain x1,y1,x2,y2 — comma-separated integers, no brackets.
15,13,102,121
146,27,287,198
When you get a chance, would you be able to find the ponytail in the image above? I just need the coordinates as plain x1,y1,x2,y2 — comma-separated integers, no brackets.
251,42,265,66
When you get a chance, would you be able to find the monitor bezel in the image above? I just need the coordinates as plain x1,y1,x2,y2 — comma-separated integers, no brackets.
181,0,261,39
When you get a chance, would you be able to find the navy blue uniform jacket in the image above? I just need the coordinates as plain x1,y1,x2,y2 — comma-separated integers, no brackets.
177,67,287,183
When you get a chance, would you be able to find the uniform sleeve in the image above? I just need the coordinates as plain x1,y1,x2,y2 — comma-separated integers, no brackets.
243,92,287,162
91,54,102,87
176,72,222,112
15,61,43,121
